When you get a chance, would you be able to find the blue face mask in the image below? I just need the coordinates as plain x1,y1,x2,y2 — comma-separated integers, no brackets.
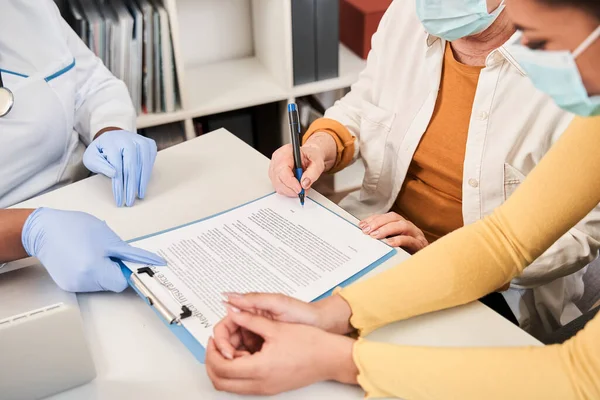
416,0,505,42
509,26,600,117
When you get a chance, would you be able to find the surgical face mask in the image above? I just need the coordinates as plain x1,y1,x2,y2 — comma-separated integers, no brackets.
509,26,600,117
416,0,505,42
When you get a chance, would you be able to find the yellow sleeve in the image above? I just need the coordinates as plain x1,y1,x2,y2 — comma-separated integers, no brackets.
353,314,600,399
303,118,356,173
338,115,600,398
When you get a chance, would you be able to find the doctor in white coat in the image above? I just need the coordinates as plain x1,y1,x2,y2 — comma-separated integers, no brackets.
0,0,165,293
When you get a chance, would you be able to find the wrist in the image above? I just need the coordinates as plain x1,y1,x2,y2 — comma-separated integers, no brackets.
94,126,124,140
0,208,37,262
304,132,337,172
20,208,43,257
315,294,354,335
322,334,358,384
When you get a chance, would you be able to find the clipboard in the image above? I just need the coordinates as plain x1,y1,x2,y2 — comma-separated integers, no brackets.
119,265,207,362
118,194,397,363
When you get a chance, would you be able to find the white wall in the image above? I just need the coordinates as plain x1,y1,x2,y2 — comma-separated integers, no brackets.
176,0,255,67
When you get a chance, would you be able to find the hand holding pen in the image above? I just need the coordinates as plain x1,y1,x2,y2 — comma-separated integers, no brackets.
269,142,328,198
287,103,305,205
269,103,335,200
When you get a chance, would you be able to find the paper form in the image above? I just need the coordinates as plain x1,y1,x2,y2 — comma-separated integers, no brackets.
124,194,393,347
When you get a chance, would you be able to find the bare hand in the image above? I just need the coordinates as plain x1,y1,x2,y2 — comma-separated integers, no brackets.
206,312,358,396
269,144,327,197
359,212,429,254
215,293,353,359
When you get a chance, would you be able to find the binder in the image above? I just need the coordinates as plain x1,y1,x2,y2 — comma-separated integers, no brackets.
79,0,107,65
60,0,177,116
151,3,161,113
124,0,144,114
95,1,111,65
137,0,155,113
291,0,316,85
153,0,176,113
141,122,185,150
101,1,120,79
158,2,176,113
107,0,136,99
118,193,397,363
64,0,89,45
204,109,255,147
315,0,339,81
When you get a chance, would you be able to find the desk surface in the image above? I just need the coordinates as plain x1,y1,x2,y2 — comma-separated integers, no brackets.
15,130,540,400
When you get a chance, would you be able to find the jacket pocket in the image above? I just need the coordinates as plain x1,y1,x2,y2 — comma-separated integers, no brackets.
503,163,527,200
359,100,396,192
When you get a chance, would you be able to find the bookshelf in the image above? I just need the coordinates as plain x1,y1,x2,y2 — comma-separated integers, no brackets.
135,0,367,142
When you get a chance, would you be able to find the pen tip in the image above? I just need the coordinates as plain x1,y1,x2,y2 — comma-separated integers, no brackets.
299,193,305,206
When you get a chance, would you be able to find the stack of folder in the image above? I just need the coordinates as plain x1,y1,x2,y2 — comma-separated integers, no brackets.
141,122,185,150
59,0,178,115
291,0,339,86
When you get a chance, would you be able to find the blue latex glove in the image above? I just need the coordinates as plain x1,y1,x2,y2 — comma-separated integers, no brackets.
83,130,158,207
21,208,166,293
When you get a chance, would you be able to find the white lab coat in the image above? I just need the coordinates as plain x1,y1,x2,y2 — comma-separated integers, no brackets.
328,0,600,338
0,0,136,208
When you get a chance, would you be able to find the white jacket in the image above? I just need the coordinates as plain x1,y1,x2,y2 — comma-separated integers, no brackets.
0,0,136,208
326,0,600,337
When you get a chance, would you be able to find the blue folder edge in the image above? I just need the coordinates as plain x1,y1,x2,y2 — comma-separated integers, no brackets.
118,192,397,364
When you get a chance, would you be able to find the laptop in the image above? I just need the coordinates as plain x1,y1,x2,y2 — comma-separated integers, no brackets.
0,264,96,400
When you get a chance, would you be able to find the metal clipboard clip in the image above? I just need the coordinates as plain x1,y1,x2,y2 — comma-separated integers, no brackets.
125,266,193,325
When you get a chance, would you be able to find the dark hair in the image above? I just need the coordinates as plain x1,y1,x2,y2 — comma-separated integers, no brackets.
538,0,600,20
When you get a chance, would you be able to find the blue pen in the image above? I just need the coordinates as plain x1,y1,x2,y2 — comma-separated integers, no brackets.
287,103,305,206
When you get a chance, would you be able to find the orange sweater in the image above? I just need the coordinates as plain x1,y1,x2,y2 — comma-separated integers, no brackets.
304,44,483,243
393,43,483,242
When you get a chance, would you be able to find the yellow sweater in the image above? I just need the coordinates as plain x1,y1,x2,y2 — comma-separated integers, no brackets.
336,115,600,399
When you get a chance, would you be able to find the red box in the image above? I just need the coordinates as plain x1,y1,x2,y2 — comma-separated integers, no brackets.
340,0,393,59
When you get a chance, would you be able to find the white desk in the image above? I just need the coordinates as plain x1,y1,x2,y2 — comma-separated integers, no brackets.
15,130,540,400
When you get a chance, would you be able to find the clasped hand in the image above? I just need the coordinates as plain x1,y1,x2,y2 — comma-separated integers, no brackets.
206,293,358,396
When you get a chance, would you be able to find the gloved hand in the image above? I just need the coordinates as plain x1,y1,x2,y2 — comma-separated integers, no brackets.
83,130,158,207
21,208,166,293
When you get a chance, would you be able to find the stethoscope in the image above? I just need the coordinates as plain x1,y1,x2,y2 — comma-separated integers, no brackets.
0,72,13,269
0,71,15,117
